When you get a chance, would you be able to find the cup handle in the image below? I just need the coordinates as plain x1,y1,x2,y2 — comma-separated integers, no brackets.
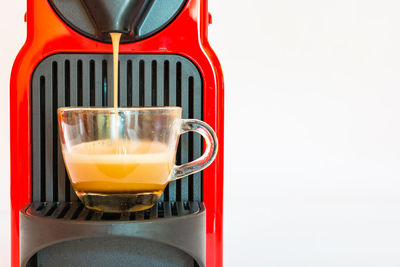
170,119,218,181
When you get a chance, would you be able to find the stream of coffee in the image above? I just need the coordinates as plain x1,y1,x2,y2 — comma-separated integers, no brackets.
110,32,122,109
110,33,122,145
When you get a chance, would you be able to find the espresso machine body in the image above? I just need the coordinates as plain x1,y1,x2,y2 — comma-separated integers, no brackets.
10,0,224,266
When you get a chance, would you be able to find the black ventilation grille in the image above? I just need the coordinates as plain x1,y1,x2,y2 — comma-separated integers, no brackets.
31,53,203,203
25,201,203,221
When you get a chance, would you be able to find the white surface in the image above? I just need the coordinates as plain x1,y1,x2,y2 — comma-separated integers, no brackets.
208,0,400,266
2,0,400,266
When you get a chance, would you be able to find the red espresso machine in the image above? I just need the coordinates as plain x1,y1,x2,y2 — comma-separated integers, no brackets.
10,0,224,266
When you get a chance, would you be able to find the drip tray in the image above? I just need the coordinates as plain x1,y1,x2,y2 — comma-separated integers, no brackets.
26,201,202,221
20,201,205,267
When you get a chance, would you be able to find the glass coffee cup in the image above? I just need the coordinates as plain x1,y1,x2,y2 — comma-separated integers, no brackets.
58,107,218,213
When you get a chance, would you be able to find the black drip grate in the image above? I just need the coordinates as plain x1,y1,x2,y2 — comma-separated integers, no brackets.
31,53,203,204
26,201,203,221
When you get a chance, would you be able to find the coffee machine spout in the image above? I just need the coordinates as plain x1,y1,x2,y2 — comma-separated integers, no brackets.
80,0,154,40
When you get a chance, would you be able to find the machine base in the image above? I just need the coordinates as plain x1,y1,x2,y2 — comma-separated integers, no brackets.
20,201,205,267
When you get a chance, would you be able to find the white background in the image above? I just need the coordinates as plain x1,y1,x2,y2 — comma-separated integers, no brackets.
2,0,400,266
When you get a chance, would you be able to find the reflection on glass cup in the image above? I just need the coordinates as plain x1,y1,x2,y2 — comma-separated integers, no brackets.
58,107,218,213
